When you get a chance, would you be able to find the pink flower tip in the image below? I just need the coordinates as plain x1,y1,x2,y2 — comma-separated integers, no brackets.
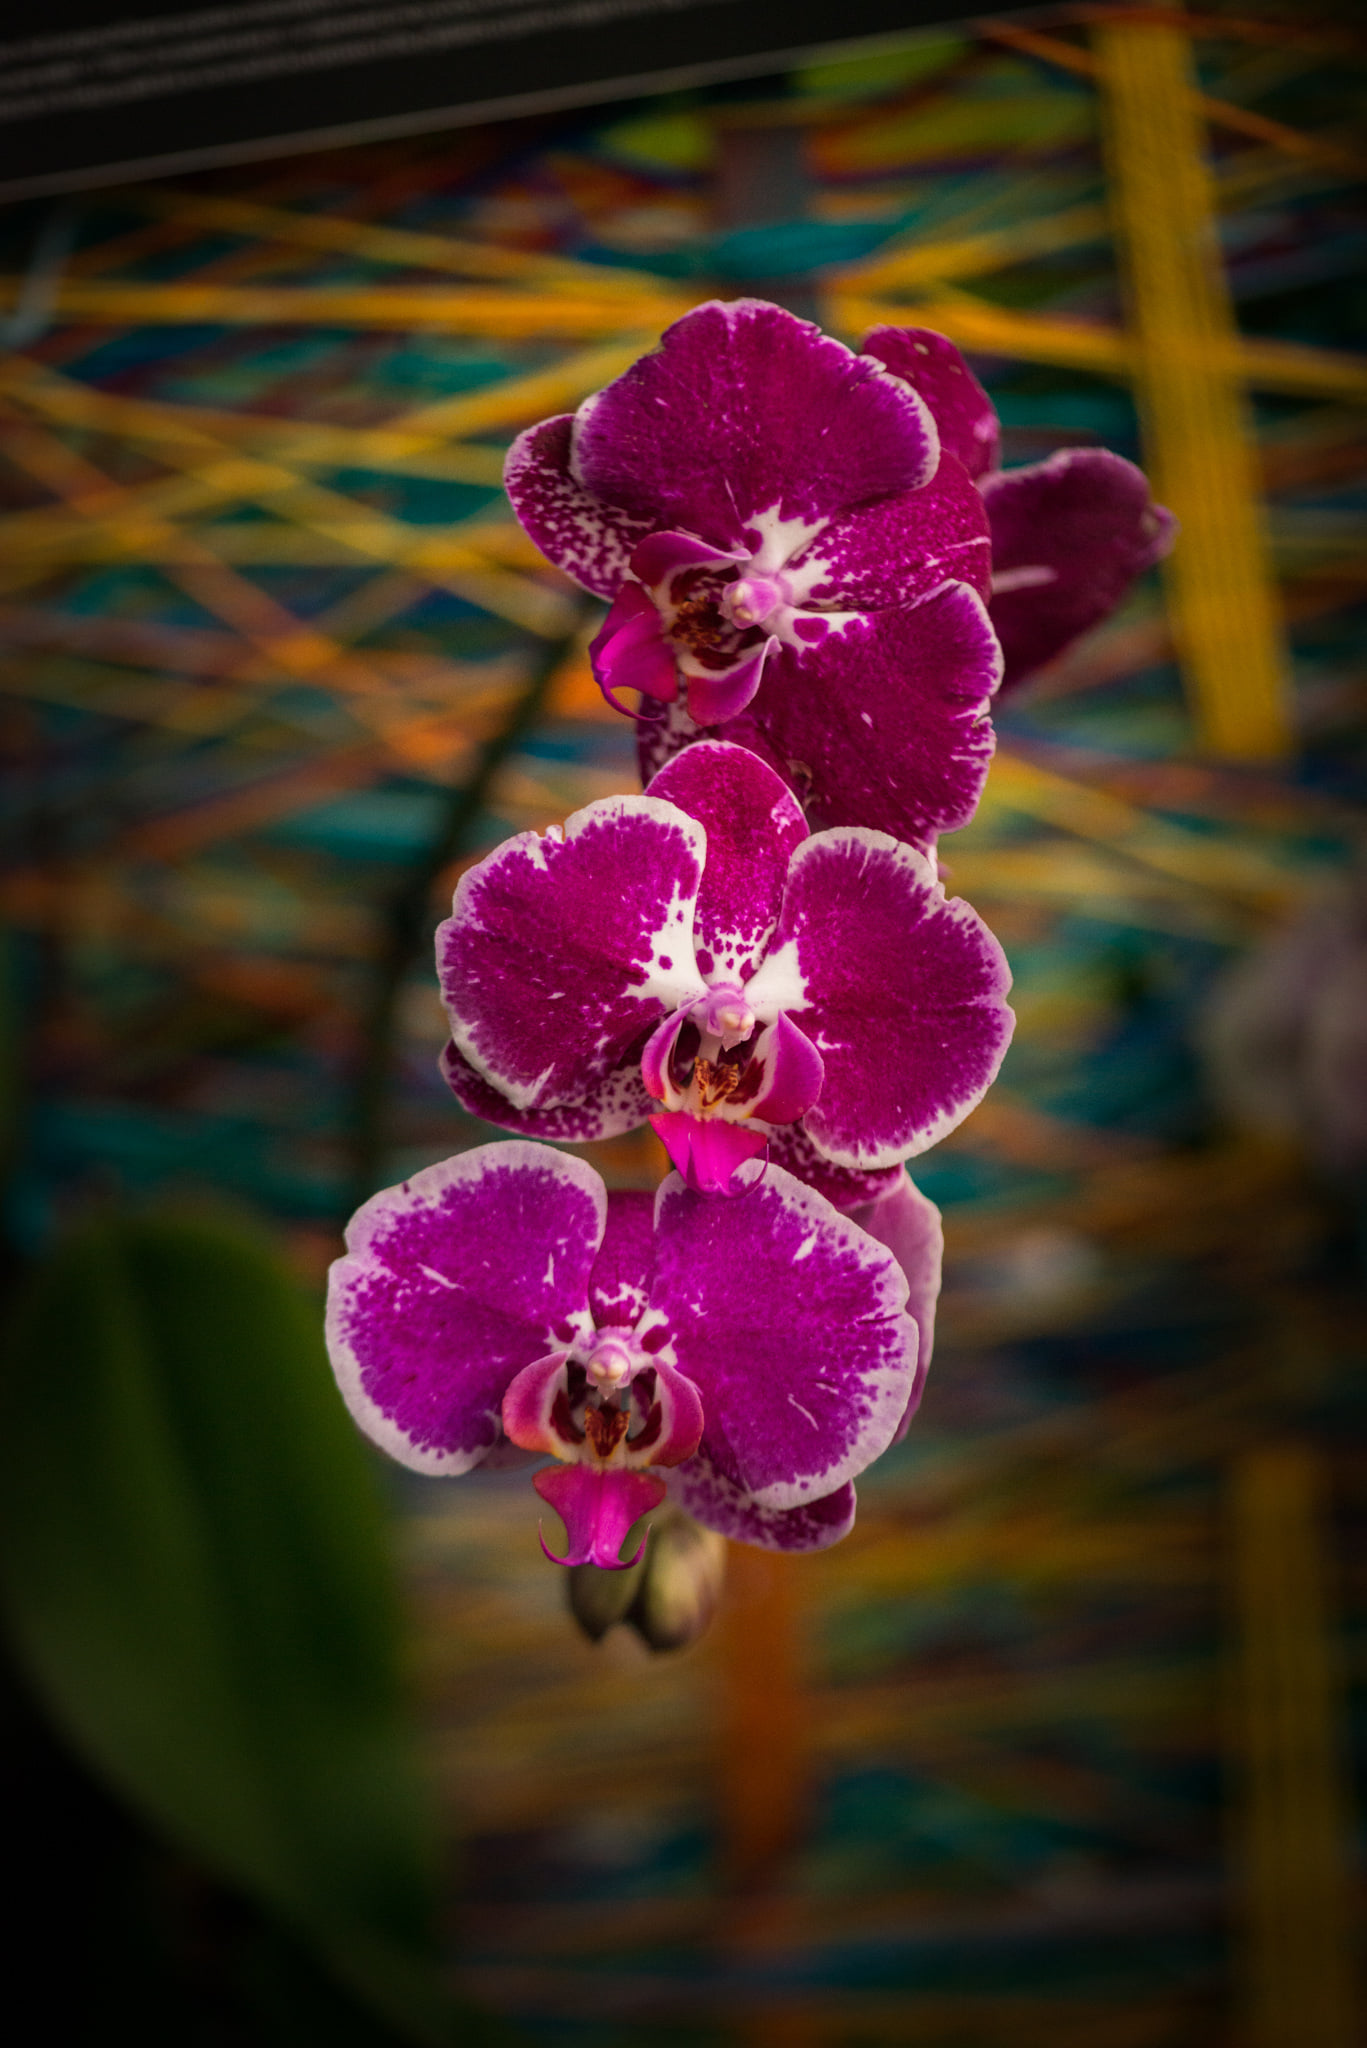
534,1464,666,1570
648,1110,769,1194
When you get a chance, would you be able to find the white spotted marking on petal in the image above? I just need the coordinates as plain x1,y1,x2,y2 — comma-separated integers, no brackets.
418,1264,456,1291
744,935,807,1019
788,1394,819,1431
792,606,861,643
743,503,826,576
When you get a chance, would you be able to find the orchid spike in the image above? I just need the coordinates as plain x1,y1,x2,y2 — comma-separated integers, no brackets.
505,297,1002,846
437,741,1013,1193
325,1143,924,1562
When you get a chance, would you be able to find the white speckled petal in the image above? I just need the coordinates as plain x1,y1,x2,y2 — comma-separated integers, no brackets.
571,298,939,550
503,414,652,596
437,795,707,1113
325,1143,604,1475
669,1453,857,1552
646,741,808,981
650,1166,916,1510
768,829,1015,1167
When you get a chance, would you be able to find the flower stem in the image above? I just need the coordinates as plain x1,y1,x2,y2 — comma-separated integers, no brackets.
346,600,595,1215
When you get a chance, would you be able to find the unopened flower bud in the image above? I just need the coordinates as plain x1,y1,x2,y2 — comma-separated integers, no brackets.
627,1507,727,1652
566,1548,647,1642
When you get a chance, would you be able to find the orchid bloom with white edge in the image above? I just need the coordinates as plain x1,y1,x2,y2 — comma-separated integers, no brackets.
505,297,1002,847
437,741,1013,1195
325,1142,932,1567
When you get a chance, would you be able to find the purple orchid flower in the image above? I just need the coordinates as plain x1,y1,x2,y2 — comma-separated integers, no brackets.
437,739,1013,1195
504,296,1002,846
325,1142,922,1564
860,326,1176,692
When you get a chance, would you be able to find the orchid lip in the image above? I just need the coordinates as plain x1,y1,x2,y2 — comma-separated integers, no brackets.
589,583,679,714
535,1464,665,1570
629,529,744,585
649,1109,770,1194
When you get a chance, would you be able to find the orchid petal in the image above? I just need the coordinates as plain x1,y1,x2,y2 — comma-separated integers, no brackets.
437,794,707,1114
669,1452,857,1553
861,327,1000,480
440,1038,654,1142
325,1143,604,1474
503,414,652,596
648,1110,769,1194
588,1190,656,1329
785,451,991,611
766,830,1014,1168
651,1167,917,1509
846,1174,943,1442
982,450,1176,689
748,581,1002,843
535,1465,664,1570
683,635,775,727
765,1121,905,1210
646,741,808,982
638,696,798,798
572,299,939,551
589,583,679,711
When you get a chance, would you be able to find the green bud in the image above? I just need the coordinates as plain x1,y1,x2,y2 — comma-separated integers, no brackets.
627,1508,727,1652
566,1546,647,1642
564,1506,728,1651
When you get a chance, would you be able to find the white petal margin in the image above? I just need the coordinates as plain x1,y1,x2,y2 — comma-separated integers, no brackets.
651,1165,918,1513
771,826,1014,1170
667,1453,858,1553
439,792,709,1112
325,1141,606,1476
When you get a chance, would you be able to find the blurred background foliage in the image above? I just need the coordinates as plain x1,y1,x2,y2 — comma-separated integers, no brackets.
0,3,1363,2043
0,1213,455,2041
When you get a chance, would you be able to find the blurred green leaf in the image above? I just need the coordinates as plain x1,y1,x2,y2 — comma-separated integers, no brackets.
0,1212,489,2045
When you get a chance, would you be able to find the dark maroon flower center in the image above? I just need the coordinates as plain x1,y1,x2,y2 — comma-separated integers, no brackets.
665,566,764,674
666,1017,766,1114
552,1358,668,1462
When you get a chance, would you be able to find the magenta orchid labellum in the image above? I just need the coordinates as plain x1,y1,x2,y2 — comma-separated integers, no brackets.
325,1142,928,1566
437,740,1014,1195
